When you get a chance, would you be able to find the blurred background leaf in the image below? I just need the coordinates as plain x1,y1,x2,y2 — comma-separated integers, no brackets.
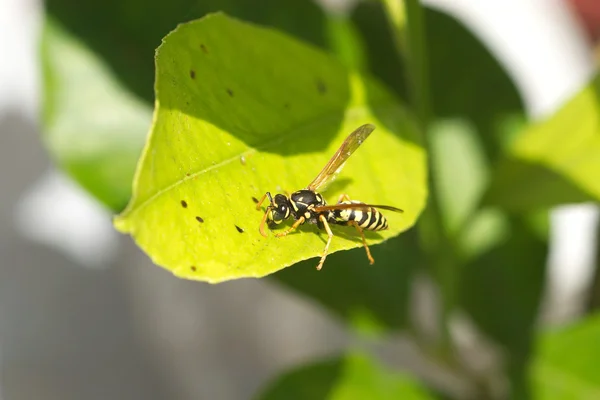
460,214,548,398
484,74,600,210
256,352,438,400
531,313,600,399
41,19,152,210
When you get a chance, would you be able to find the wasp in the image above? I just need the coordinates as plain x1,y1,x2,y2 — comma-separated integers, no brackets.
256,123,404,270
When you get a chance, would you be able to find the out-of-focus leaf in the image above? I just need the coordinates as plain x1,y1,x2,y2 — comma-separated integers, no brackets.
114,14,426,283
42,0,331,210
429,119,488,235
274,229,422,333
353,4,525,148
326,15,367,71
460,215,548,398
458,208,509,259
424,8,525,156
484,75,600,210
531,313,600,399
41,19,152,210
256,353,437,400
352,3,526,256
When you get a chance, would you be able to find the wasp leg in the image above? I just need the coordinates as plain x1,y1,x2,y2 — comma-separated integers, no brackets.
316,214,334,271
336,193,352,203
274,216,305,238
349,221,374,265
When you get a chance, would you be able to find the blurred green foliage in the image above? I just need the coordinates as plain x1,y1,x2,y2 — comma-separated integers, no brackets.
40,0,600,398
256,352,437,400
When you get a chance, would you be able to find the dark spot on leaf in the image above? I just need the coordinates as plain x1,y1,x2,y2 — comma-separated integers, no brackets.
226,88,234,97
196,216,204,223
252,196,259,204
190,265,197,271
200,44,208,53
181,200,188,208
235,225,244,233
316,79,326,94
284,103,290,109
190,70,196,79
186,173,190,177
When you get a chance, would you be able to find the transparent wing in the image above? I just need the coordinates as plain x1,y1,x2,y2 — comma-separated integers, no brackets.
306,124,376,192
313,203,404,213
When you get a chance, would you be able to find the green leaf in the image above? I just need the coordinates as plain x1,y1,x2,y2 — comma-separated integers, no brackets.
41,19,152,210
460,216,547,350
42,0,331,211
273,228,422,332
352,5,525,142
429,119,488,235
484,75,600,210
531,314,600,399
114,14,426,283
256,353,437,400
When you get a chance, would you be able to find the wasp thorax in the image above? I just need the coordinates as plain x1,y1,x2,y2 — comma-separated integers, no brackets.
268,193,291,224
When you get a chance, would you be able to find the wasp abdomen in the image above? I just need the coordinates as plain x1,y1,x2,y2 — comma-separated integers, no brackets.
330,200,388,231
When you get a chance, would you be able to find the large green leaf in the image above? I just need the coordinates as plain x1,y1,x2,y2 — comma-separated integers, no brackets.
484,75,600,210
531,314,600,399
42,0,330,211
255,353,437,400
41,19,152,210
114,14,426,283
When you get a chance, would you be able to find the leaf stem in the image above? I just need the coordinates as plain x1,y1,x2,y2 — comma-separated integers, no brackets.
382,0,429,127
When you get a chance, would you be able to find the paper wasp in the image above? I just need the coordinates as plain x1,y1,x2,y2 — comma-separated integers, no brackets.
256,123,404,270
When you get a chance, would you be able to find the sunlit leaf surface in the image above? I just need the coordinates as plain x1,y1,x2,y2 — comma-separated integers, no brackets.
114,14,426,283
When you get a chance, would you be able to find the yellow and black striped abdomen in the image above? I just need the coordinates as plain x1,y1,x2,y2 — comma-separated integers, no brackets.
330,201,389,231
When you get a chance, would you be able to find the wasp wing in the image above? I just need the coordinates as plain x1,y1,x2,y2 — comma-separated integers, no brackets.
306,124,376,192
314,203,404,213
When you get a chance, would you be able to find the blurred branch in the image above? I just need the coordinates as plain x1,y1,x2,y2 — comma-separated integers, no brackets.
381,0,428,127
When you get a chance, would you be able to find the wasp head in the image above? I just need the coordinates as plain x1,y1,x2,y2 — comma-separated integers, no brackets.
259,192,291,237
267,193,291,224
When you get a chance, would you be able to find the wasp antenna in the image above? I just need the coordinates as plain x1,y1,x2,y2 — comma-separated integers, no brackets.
259,207,271,238
255,193,268,210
